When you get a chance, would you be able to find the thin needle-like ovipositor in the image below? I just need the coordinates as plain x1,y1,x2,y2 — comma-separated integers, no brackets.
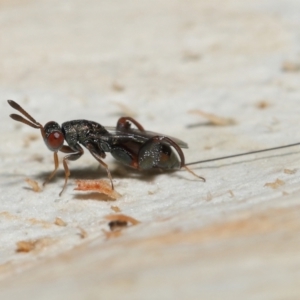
185,142,300,166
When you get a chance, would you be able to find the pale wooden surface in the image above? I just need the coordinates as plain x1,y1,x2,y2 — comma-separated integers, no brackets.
1,0,300,299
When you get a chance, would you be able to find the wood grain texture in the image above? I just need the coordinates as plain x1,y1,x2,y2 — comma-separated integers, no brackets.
0,0,300,299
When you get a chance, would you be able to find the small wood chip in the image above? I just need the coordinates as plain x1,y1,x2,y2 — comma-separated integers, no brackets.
228,190,235,198
25,178,41,192
111,82,125,92
74,180,121,200
102,214,140,239
264,178,285,189
182,50,201,61
102,229,122,239
189,109,235,126
16,238,53,253
104,214,140,225
110,206,121,213
283,168,297,175
108,220,128,231
23,134,39,148
282,61,300,72
112,101,137,117
77,227,88,239
256,100,270,109
206,192,213,201
54,217,67,227
16,241,37,253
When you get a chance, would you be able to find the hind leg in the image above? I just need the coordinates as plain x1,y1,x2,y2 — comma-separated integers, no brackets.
85,143,114,190
117,117,145,131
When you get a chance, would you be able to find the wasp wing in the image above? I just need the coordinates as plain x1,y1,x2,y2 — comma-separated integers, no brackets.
104,126,188,148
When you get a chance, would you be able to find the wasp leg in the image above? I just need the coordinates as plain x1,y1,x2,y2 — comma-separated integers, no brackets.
59,144,84,196
85,143,114,190
183,165,205,182
44,145,77,188
43,151,60,187
117,117,145,131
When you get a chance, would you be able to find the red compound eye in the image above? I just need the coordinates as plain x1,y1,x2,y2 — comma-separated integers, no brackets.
46,131,64,151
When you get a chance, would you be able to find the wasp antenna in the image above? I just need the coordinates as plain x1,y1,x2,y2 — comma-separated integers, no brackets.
7,100,40,126
8,100,46,139
10,113,41,129
185,142,300,166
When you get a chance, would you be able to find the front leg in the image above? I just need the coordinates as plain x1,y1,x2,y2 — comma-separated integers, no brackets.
43,145,77,187
43,151,60,187
59,144,84,196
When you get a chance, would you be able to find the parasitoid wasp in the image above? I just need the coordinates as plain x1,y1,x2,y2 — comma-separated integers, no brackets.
7,100,204,195
8,100,300,196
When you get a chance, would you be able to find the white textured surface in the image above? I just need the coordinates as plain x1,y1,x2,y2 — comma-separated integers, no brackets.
1,0,300,299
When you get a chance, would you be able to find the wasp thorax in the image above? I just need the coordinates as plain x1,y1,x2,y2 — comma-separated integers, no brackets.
44,121,64,151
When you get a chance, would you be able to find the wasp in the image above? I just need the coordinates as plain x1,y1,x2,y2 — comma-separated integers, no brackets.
8,100,204,195
9,100,300,196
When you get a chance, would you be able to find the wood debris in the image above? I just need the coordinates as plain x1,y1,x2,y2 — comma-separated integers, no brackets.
110,206,121,213
23,134,39,148
206,192,213,201
108,220,128,231
25,178,41,192
54,217,67,227
189,109,235,126
103,214,140,239
112,101,137,117
228,190,235,198
74,179,121,200
102,229,122,239
281,61,300,72
182,50,201,61
256,100,270,109
77,227,88,239
264,178,285,189
283,168,297,175
111,82,125,92
16,241,37,253
105,214,140,226
16,238,52,253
